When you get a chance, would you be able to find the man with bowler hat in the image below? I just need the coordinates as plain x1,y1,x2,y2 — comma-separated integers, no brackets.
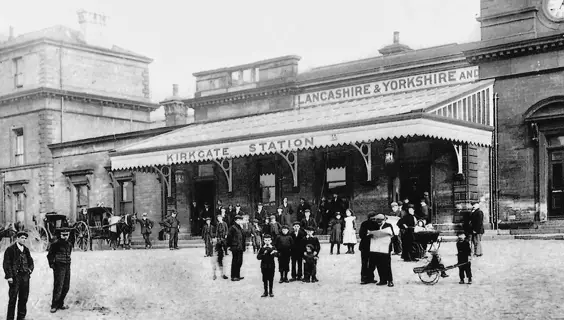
47,227,73,313
3,230,33,320
227,215,246,281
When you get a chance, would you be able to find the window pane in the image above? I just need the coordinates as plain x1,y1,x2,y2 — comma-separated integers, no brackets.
327,167,346,183
15,193,25,210
553,163,563,189
77,185,88,206
121,181,133,201
549,137,564,148
121,202,133,215
260,174,276,205
260,174,275,187
198,164,214,177
243,69,252,82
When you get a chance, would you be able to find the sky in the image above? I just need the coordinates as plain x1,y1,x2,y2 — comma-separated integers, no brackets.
1,0,481,119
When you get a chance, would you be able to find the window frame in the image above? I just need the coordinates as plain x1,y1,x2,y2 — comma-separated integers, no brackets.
259,173,277,206
13,57,23,88
118,180,135,215
13,128,24,166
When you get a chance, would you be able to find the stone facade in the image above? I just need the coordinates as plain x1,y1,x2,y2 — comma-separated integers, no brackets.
0,23,157,227
467,0,564,225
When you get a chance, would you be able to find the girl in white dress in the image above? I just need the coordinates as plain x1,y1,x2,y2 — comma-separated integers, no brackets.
342,209,357,254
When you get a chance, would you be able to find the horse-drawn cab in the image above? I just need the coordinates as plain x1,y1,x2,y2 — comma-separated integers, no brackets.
43,212,71,241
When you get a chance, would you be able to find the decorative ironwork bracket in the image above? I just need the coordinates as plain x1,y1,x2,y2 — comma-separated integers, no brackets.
453,144,463,175
277,151,298,187
213,158,233,192
352,143,372,181
152,165,172,197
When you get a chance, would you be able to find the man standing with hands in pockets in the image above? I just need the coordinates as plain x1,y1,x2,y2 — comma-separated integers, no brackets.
3,230,34,320
48,227,73,313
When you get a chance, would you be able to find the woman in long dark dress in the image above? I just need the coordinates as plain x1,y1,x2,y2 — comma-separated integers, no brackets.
397,204,418,261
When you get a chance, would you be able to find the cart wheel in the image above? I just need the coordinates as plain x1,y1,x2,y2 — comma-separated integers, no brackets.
74,221,90,251
418,271,440,285
29,225,49,252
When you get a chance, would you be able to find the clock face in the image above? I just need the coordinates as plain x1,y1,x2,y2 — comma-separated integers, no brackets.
545,0,564,21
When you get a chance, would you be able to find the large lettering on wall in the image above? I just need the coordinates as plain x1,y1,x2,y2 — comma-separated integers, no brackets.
165,137,315,163
297,66,479,107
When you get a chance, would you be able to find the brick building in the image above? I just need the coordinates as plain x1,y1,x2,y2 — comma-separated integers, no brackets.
464,0,564,226
0,11,158,228
110,37,495,236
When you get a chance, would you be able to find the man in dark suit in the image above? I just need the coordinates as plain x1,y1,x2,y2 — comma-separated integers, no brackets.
358,212,377,285
139,212,154,249
470,201,485,257
256,202,268,224
227,215,246,281
3,231,34,320
48,228,73,313
289,222,306,281
300,209,317,233
329,193,344,217
200,203,214,227
368,214,395,287
296,198,311,222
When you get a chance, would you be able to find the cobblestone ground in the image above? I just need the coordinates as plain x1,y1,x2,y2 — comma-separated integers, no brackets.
1,240,563,320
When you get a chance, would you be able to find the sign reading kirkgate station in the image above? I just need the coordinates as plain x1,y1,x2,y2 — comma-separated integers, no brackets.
297,66,479,107
165,137,315,163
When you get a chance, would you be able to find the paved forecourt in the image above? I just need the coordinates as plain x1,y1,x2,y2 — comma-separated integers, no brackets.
1,240,563,320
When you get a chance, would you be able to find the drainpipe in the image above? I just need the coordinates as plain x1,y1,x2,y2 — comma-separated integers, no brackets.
493,92,499,230
59,43,64,142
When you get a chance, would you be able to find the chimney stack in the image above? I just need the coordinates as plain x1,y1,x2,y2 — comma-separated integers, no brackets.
173,84,179,97
77,10,111,48
393,31,400,44
8,26,14,40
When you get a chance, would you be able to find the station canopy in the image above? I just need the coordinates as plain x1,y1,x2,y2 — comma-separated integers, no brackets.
110,79,494,171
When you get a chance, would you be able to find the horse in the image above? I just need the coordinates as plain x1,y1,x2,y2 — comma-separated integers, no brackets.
108,213,137,250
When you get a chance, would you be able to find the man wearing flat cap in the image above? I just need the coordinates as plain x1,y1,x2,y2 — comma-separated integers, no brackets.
47,228,73,313
290,221,306,281
300,209,317,232
3,230,33,320
139,212,154,249
227,215,246,281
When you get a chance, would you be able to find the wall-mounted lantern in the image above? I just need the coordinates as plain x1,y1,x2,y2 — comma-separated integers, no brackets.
384,140,397,165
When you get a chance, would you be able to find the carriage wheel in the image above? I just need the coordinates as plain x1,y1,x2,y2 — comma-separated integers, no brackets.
418,271,441,285
74,221,90,252
29,225,49,252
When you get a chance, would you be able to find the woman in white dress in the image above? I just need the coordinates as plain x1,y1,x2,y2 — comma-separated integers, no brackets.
342,209,357,254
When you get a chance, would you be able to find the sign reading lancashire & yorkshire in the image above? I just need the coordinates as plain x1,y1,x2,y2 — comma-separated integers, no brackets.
297,66,479,107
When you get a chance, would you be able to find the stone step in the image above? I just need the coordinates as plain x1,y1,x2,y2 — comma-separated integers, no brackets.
514,233,564,240
509,228,564,235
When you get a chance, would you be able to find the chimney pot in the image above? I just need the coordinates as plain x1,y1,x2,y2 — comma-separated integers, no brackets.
393,31,400,44
8,26,14,40
173,84,179,96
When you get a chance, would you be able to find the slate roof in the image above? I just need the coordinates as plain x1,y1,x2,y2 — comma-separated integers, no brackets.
115,81,488,154
297,42,477,83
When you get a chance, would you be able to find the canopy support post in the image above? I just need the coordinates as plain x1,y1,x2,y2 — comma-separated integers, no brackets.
453,144,463,175
277,151,298,187
352,143,372,181
152,165,172,197
213,158,233,192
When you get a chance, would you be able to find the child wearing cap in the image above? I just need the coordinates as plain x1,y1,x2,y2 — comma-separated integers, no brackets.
267,215,282,241
211,237,229,280
257,234,279,297
202,218,215,257
456,232,472,284
302,227,321,282
250,219,263,254
329,212,344,255
274,225,294,283
303,244,319,283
